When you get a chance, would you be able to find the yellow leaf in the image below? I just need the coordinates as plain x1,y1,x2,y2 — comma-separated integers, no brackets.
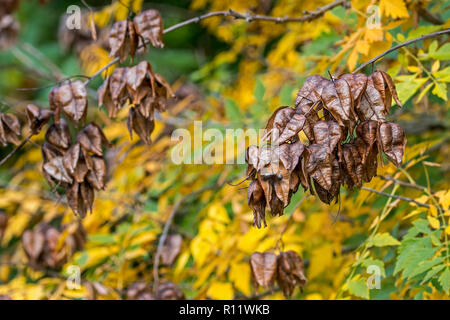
306,293,323,300
190,236,212,267
229,262,251,296
207,282,234,300
379,0,409,19
308,244,333,279
445,225,450,235
428,216,440,229
237,227,268,254
208,203,230,224
429,206,438,217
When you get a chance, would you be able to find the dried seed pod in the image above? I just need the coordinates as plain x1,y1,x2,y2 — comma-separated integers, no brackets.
0,0,21,16
250,252,278,289
370,70,402,112
378,122,406,167
294,75,329,108
155,282,185,300
0,112,20,146
356,120,379,163
248,180,267,228
303,144,333,191
67,181,94,218
338,73,368,110
22,229,45,264
43,156,73,185
127,106,154,144
26,104,52,135
49,81,87,123
109,20,138,62
358,81,386,121
321,78,357,132
276,251,307,297
76,122,110,156
45,117,72,150
85,156,107,190
339,143,364,188
127,282,154,300
161,234,182,266
313,120,343,152
133,9,164,48
0,15,19,50
23,223,85,270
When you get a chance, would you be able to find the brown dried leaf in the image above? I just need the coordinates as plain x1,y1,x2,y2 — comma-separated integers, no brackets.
127,282,154,300
250,252,277,289
43,156,73,184
133,9,164,48
378,122,406,167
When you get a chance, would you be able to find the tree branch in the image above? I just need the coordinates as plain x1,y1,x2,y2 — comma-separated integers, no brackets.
152,177,235,291
361,186,430,208
354,28,450,73
84,0,349,86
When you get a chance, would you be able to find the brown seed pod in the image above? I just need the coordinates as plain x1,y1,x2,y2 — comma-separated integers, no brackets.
154,281,185,300
378,122,406,167
276,251,307,297
26,104,52,135
49,81,87,123
133,9,164,49
0,14,19,50
0,112,21,146
250,251,278,289
126,282,154,300
161,234,183,266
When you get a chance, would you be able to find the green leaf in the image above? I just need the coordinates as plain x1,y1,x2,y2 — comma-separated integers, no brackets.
88,234,116,245
280,85,294,106
394,237,438,278
429,43,450,60
367,233,400,247
347,278,370,299
422,264,446,284
432,82,448,101
361,258,386,277
438,268,450,294
254,78,266,102
224,98,243,124
395,77,428,104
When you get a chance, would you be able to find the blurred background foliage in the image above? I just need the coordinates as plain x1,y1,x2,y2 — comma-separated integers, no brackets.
0,0,449,300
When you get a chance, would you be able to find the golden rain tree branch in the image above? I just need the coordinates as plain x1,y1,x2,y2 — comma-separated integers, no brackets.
84,0,350,86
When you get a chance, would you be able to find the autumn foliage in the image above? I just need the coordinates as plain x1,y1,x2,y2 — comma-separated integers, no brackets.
0,0,449,301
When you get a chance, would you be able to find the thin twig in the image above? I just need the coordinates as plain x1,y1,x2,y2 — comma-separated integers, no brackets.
0,134,33,167
354,28,450,73
376,174,429,192
361,186,430,208
84,0,349,86
152,178,235,291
